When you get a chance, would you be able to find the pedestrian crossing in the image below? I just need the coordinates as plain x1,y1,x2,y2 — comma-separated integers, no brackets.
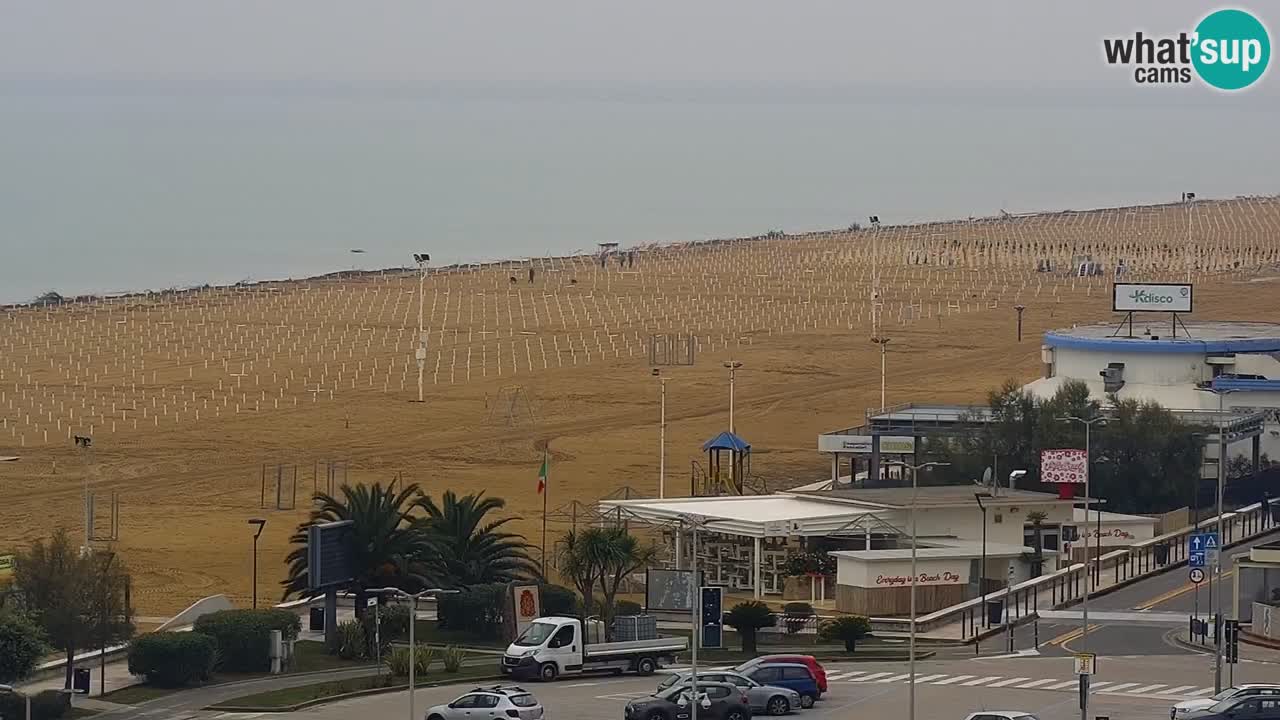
658,667,1218,701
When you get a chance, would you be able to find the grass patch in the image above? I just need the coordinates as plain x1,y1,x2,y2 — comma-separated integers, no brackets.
100,683,185,705
412,621,508,649
209,666,500,710
66,708,101,719
291,640,371,672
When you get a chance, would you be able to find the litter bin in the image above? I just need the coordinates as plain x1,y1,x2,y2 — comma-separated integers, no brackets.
309,606,325,632
1154,543,1169,565
986,599,1005,627
72,668,91,695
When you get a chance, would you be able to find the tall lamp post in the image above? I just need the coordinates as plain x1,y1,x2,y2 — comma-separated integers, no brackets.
677,513,714,720
723,361,742,433
368,587,459,720
654,369,667,498
413,253,430,403
0,685,31,720
1058,414,1105,720
248,519,266,609
870,336,890,410
974,491,992,628
1196,383,1239,693
889,460,949,720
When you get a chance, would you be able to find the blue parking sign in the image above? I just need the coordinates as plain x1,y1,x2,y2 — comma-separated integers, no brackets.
1189,551,1206,568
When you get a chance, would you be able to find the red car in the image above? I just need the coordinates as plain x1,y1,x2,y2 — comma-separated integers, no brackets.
734,655,828,695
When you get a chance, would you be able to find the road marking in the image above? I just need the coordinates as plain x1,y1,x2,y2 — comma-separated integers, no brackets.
827,671,867,680
1048,623,1100,647
877,673,913,683
564,682,599,687
912,674,948,683
1087,681,1115,690
850,672,894,682
931,675,976,685
961,676,1003,686
1190,687,1217,696
1136,570,1234,610
1128,684,1168,695
1044,680,1079,690
1164,685,1199,695
1015,679,1058,689
986,677,1031,688
1104,682,1139,693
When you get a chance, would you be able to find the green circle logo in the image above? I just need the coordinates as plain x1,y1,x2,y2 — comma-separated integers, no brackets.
1192,9,1271,90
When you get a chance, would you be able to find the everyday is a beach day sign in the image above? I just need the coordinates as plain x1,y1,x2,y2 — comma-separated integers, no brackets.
1113,283,1193,313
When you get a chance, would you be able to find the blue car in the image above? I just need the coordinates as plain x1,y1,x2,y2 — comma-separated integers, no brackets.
741,663,820,708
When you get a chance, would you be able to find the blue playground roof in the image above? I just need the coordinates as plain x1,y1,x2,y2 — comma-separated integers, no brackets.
703,431,751,452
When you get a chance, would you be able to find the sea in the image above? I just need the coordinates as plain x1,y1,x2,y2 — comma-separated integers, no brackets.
2,84,1278,305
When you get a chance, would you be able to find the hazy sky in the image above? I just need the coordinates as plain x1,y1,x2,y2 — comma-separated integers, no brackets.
2,1,1275,95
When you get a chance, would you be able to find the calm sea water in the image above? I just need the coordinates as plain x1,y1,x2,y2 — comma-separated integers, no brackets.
2,87,1277,305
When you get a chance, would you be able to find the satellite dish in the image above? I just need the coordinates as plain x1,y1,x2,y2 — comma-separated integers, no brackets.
982,467,993,486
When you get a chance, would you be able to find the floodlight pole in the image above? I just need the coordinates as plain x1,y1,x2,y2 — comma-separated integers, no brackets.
415,255,430,403
890,460,949,720
0,685,31,720
678,513,710,720
723,361,742,433
369,587,458,720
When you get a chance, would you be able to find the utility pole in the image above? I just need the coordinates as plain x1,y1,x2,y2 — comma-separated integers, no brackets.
891,460,949,720
723,361,742,433
1059,414,1106,720
655,370,667,498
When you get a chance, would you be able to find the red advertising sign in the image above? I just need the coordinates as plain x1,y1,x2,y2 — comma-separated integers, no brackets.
1041,449,1088,484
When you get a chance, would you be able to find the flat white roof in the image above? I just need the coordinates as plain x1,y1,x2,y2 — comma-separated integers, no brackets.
831,538,1031,562
597,495,900,538
1074,508,1158,525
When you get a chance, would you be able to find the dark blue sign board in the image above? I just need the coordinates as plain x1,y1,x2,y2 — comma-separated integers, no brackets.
308,520,356,591
700,586,723,649
1188,532,1218,553
1189,551,1206,568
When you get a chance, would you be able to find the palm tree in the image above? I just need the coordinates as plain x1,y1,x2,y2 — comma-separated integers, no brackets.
414,490,537,586
282,482,438,602
557,527,655,639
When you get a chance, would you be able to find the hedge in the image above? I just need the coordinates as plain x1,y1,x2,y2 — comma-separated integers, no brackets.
127,632,218,687
0,690,69,720
0,610,48,683
437,584,505,638
541,584,578,617
193,609,302,673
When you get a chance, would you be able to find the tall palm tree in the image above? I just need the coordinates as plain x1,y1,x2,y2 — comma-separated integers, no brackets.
414,490,537,586
282,482,438,601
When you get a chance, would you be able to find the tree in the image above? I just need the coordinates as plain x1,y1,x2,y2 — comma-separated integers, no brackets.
723,600,775,653
1024,510,1048,577
818,615,871,652
282,482,438,605
414,490,538,586
558,529,603,624
0,609,48,683
592,529,656,640
15,529,134,689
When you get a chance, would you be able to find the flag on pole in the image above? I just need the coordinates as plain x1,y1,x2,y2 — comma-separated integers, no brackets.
537,454,548,495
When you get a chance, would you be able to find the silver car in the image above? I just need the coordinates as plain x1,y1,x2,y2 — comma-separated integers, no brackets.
1172,685,1280,719
660,671,804,715
424,685,544,720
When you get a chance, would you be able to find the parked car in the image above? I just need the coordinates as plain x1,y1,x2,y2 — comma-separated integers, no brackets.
734,655,828,694
738,664,820,708
1182,696,1280,720
962,713,1040,720
425,686,544,720
659,671,803,715
625,682,752,720
1173,686,1280,719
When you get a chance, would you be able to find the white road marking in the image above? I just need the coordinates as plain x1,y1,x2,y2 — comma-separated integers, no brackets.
1128,684,1168,695
1164,685,1199,695
877,673,913,683
931,675,976,685
1103,683,1139,693
1087,681,1115,690
1044,680,1079,690
564,682,599,688
1014,679,1058,689
827,671,867,681
912,674,949,684
1190,687,1217,696
960,676,1003,686
986,677,1030,688
849,672,895,682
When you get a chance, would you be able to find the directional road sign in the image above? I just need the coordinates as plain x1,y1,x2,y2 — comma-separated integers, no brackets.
1189,532,1219,553
1189,551,1206,568
1189,567,1206,584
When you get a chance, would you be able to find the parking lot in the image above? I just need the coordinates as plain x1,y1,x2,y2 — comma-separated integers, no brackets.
293,654,1236,720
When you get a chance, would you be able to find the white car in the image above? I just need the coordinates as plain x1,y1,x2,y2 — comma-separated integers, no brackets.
1172,685,1280,719
424,685,544,720
963,713,1040,720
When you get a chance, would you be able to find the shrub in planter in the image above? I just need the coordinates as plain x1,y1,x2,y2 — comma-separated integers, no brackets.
442,645,466,673
818,615,871,652
782,602,814,634
127,632,218,687
193,609,301,672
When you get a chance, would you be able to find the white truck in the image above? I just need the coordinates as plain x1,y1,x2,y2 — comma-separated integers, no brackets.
500,616,687,681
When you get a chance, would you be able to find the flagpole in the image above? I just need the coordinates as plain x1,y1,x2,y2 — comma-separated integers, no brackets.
541,451,548,576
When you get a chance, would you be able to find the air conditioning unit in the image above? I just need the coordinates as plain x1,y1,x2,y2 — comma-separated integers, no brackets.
1099,362,1125,393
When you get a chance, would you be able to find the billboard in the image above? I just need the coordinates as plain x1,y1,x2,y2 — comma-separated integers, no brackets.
511,584,541,636
1041,449,1088,484
817,434,915,454
307,520,356,591
1113,283,1193,313
646,568,699,611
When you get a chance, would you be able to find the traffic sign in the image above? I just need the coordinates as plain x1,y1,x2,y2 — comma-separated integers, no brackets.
1189,551,1206,568
1204,533,1219,550
1189,532,1219,553
1189,567,1206,584
1074,653,1097,675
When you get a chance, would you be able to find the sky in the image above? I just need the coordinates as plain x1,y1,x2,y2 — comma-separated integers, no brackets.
1,1,1275,96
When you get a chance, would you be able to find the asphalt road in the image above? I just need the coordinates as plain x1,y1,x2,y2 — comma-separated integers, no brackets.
294,653,1279,720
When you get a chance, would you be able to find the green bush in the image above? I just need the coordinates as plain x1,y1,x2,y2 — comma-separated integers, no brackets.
437,584,505,638
364,604,411,647
818,615,872,652
1,689,71,720
193,609,302,673
723,601,776,654
384,647,412,677
782,602,814,634
127,632,218,687
614,600,643,617
442,644,466,673
541,584,579,616
335,620,367,660
0,609,48,683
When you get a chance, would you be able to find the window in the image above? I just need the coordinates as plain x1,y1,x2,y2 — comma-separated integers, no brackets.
452,695,481,709
726,675,752,687
705,686,730,699
474,696,501,709
550,625,575,648
750,667,780,683
513,622,556,647
509,695,538,708
781,667,812,681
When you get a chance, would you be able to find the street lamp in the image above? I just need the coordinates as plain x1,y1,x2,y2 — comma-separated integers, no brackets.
368,587,459,720
1058,414,1104,720
653,369,668,499
974,491,992,629
0,685,31,720
676,513,715,720
1196,383,1240,693
870,336,890,410
889,460,949,720
413,253,430,403
722,361,742,433
248,519,266,609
